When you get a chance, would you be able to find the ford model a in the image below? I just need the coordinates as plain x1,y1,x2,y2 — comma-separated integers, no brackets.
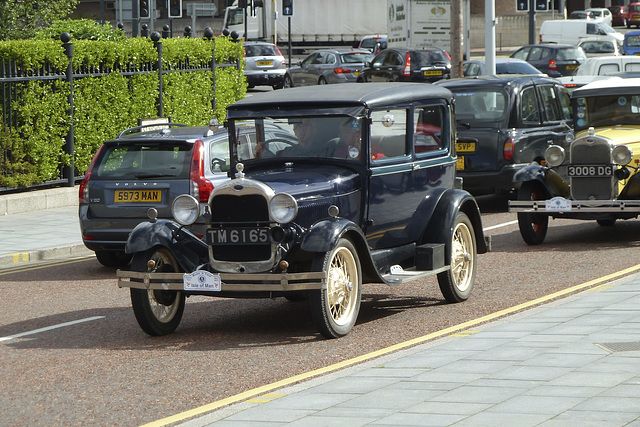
117,83,487,338
509,78,640,245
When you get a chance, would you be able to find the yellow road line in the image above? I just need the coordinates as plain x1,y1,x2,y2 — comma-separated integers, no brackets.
0,255,94,276
141,263,640,427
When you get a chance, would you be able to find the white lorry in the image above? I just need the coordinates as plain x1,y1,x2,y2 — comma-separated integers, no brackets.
387,0,451,51
223,0,387,46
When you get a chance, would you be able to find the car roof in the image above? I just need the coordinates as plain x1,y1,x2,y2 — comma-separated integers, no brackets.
517,43,580,50
625,30,640,36
571,77,640,97
226,83,453,119
437,74,560,88
108,125,223,144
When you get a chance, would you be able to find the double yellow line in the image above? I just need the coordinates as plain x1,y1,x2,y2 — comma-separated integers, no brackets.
142,263,640,427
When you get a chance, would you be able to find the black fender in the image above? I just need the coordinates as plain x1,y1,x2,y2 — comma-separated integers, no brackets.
300,218,367,253
514,165,570,198
423,189,488,258
125,220,209,273
300,217,380,283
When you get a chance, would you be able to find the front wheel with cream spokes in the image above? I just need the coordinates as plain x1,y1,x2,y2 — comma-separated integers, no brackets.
309,238,362,339
437,212,476,303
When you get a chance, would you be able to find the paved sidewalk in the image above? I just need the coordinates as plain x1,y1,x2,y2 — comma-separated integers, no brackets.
0,186,91,268
180,275,640,426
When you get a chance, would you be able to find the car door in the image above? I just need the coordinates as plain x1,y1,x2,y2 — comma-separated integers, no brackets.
513,83,572,166
370,50,403,82
290,53,318,87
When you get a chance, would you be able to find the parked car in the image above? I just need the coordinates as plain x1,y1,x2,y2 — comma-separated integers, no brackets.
510,44,587,77
283,49,373,87
354,34,387,54
463,58,546,76
436,75,573,196
357,47,451,83
628,2,640,28
608,5,628,26
79,121,296,267
586,8,613,26
242,41,286,89
569,10,595,20
578,37,622,57
623,30,640,55
116,83,487,338
558,55,640,92
539,19,624,47
509,78,640,244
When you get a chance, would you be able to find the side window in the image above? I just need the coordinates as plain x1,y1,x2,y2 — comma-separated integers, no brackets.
598,63,620,74
528,47,543,61
521,86,541,124
414,105,445,156
301,54,315,67
538,85,562,122
372,53,386,67
625,62,640,71
511,48,529,60
324,53,336,65
587,23,597,34
370,109,408,161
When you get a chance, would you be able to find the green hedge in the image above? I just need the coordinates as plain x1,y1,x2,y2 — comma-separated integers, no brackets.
0,35,246,187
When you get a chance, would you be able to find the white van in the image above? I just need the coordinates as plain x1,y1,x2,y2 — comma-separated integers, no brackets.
540,20,623,47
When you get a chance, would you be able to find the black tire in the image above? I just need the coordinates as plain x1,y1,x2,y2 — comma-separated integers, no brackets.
437,212,476,303
517,181,549,245
95,250,132,268
283,75,293,88
597,218,617,227
318,76,327,85
309,238,362,339
130,247,185,336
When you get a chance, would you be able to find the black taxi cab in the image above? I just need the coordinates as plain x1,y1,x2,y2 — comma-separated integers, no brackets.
437,76,574,196
509,78,640,244
117,83,487,339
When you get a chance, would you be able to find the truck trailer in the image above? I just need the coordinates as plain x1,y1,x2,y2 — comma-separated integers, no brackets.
223,0,387,47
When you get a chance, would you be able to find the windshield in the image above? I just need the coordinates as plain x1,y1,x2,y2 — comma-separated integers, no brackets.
574,94,640,130
451,89,509,127
226,9,244,26
232,116,367,163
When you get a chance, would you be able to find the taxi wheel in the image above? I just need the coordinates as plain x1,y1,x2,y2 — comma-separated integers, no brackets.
437,212,476,303
283,75,293,88
95,250,132,268
309,238,362,339
517,181,549,245
130,247,185,336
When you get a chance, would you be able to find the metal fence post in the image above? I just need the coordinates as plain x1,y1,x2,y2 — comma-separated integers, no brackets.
204,27,216,114
62,32,75,187
151,32,163,118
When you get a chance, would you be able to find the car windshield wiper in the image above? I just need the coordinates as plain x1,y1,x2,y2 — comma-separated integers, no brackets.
134,173,178,178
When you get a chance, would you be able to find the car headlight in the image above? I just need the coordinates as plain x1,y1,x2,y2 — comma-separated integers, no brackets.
172,194,200,226
545,145,565,167
612,144,632,166
269,193,298,224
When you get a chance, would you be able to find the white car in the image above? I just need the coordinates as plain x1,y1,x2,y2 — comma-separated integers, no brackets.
578,37,622,57
558,55,640,92
586,8,614,27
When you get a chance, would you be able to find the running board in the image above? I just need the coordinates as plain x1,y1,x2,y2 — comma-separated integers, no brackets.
382,265,449,285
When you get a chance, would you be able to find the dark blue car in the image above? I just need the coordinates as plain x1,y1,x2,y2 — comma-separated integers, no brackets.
117,83,487,339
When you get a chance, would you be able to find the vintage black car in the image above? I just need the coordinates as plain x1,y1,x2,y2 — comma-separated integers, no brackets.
117,83,487,339
509,78,640,244
437,76,574,196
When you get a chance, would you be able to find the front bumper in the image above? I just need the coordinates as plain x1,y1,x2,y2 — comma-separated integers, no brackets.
509,199,640,213
244,71,285,87
117,269,326,292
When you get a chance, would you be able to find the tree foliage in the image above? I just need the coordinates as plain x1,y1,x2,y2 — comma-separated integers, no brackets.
0,0,79,40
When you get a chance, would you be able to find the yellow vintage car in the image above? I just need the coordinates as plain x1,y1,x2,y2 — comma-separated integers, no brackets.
509,77,640,244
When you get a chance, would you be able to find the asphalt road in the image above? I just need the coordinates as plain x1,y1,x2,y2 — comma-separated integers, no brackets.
3,195,640,426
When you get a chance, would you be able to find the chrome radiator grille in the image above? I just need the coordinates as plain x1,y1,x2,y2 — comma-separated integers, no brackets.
570,138,615,200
